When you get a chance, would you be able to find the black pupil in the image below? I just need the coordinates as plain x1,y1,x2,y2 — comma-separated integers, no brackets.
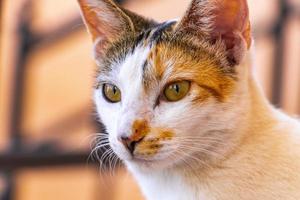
174,84,180,93
113,86,117,94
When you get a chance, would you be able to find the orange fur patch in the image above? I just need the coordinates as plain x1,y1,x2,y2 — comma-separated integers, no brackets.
135,126,174,156
131,120,150,141
152,42,236,102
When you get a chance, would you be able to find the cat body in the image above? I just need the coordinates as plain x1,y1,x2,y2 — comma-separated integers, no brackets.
77,0,300,199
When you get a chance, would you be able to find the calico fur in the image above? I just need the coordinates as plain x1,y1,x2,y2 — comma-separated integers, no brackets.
78,0,300,199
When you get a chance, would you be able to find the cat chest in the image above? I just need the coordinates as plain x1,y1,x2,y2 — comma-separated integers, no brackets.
132,172,209,200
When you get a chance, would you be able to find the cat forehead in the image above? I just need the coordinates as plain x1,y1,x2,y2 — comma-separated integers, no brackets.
97,20,177,80
96,20,236,98
99,20,176,65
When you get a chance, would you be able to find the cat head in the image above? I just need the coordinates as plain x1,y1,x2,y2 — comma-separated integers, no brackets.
78,0,252,170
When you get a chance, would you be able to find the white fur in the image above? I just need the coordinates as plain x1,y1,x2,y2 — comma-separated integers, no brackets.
94,45,152,160
127,167,208,200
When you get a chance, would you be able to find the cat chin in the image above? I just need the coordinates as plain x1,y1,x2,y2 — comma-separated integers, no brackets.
123,155,182,172
126,162,168,173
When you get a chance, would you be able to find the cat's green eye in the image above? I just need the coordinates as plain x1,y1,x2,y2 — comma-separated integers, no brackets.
103,83,121,103
164,81,190,102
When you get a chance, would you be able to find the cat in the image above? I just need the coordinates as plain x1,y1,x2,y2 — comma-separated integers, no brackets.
77,0,300,199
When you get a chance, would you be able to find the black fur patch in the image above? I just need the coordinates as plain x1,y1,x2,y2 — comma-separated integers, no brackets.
98,21,176,76
148,21,177,44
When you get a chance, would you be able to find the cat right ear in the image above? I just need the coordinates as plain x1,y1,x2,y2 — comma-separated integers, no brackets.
175,0,252,66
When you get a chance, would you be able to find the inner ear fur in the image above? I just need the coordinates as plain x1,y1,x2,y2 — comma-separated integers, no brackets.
175,0,252,66
78,0,155,56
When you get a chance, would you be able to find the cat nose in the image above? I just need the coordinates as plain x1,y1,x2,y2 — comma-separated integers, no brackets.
118,135,145,154
118,119,149,154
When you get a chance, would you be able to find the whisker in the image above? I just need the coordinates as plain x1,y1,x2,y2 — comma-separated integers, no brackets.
95,140,110,146
169,140,224,156
99,148,113,172
169,138,225,145
178,144,223,159
171,135,226,141
168,149,208,180
88,143,109,163
172,148,213,170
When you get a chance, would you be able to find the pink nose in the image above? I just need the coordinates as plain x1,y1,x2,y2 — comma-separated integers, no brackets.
118,120,149,154
118,135,144,154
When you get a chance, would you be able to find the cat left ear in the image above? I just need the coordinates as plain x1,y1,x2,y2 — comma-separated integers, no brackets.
78,0,155,58
175,0,252,66
78,0,135,41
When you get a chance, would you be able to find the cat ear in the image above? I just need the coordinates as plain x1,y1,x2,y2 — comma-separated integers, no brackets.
78,0,153,57
175,0,252,65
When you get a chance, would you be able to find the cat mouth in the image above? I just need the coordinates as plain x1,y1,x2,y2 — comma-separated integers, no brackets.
130,152,171,164
129,157,161,168
128,154,177,170
131,158,152,164
130,156,154,163
128,154,165,164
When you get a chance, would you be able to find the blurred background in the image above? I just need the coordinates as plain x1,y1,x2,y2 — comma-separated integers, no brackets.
0,0,300,199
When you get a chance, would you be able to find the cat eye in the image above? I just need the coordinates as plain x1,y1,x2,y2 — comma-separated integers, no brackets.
102,83,121,103
163,81,190,102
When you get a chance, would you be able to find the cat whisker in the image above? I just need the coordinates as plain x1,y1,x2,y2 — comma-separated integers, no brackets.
170,137,226,144
88,143,110,163
86,132,109,150
95,139,110,146
170,148,213,174
100,148,113,172
178,144,224,158
81,132,107,149
162,138,226,148
160,141,225,167
112,153,122,176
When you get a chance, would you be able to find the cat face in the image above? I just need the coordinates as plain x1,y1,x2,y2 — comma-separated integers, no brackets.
78,0,251,169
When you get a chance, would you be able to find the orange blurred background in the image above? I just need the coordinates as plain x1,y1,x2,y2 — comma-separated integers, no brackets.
1,0,300,200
